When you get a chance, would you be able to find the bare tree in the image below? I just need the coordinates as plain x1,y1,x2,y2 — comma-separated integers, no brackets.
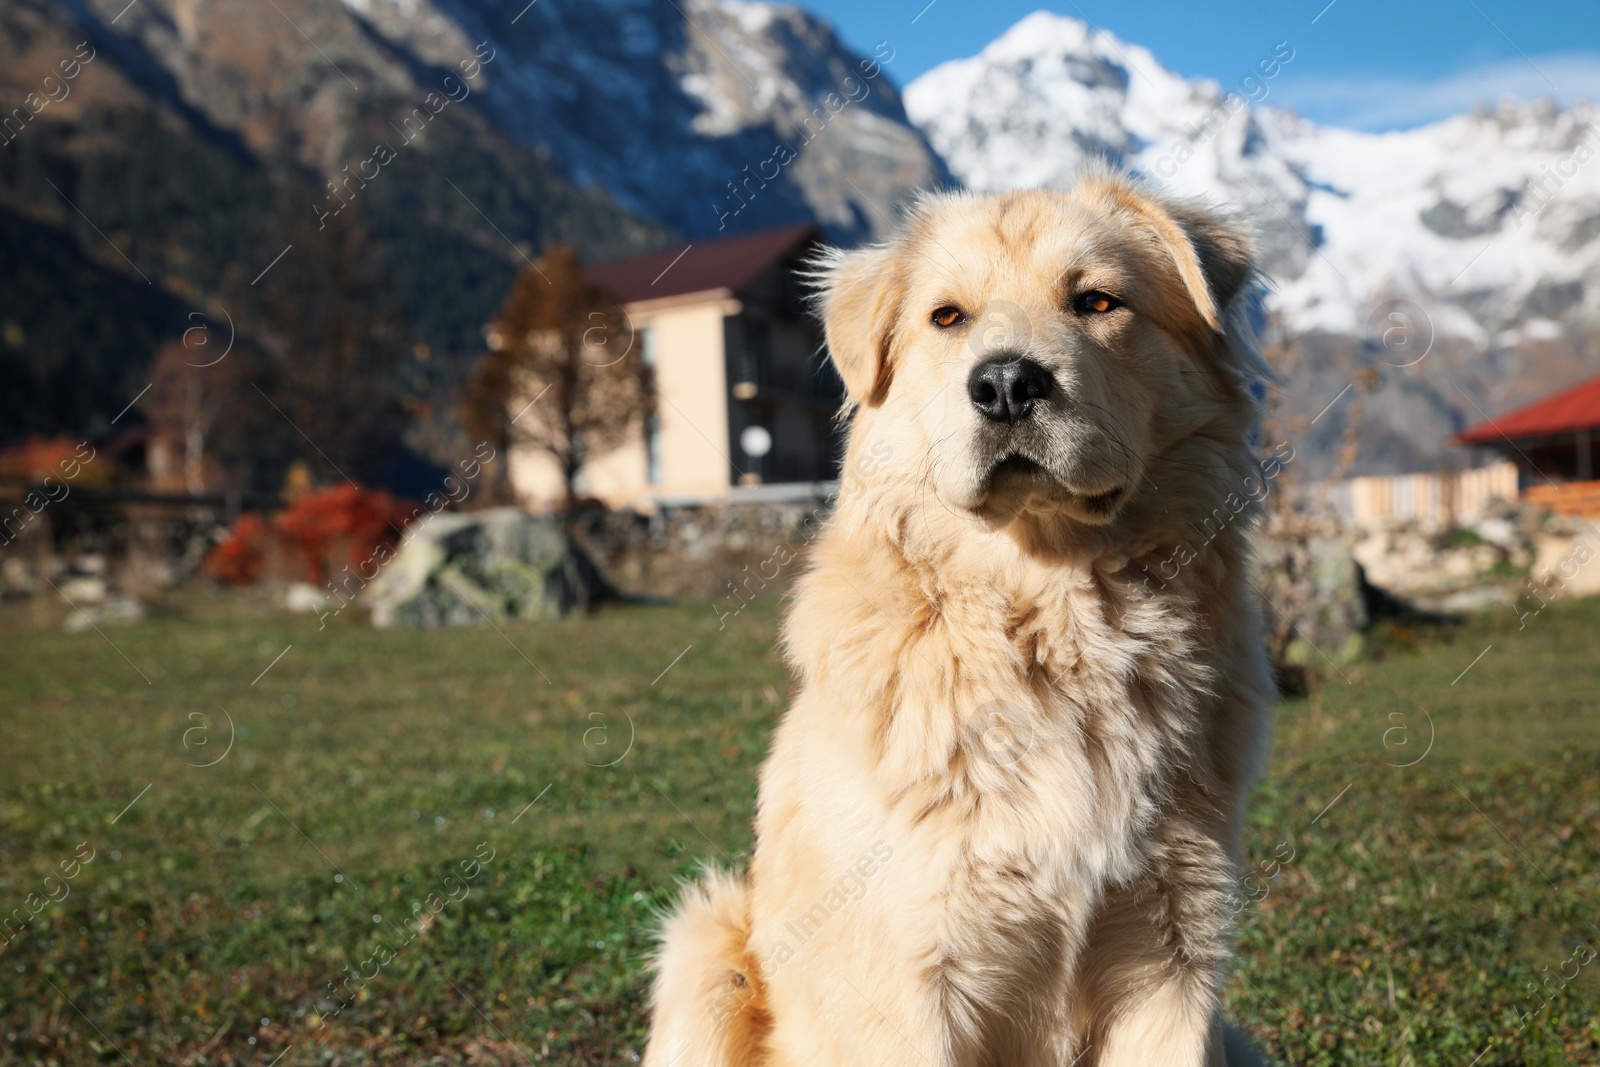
463,246,653,509
247,210,408,484
141,338,251,493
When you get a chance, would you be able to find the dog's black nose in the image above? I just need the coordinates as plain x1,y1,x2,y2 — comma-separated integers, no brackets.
968,357,1052,423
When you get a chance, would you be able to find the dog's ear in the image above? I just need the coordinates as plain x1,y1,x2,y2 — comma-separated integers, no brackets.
811,244,904,406
1132,192,1275,384
1160,200,1255,330
1084,176,1254,333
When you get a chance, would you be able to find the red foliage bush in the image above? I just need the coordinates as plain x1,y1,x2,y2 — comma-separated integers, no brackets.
275,484,415,586
202,513,269,586
0,435,104,485
203,485,416,587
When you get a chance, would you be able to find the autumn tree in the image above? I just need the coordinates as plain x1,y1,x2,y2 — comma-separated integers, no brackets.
463,246,653,509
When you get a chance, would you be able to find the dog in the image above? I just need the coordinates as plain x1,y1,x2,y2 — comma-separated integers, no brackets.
643,173,1277,1067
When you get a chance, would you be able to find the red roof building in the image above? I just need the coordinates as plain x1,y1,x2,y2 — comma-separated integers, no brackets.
1455,373,1600,447
1455,373,1600,515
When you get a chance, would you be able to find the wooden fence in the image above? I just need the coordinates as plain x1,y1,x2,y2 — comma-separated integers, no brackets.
1323,462,1520,527
1525,479,1600,517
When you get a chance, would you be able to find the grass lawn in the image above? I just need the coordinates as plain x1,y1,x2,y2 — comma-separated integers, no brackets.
0,584,1597,1065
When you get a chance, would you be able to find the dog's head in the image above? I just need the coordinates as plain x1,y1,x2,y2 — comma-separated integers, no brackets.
813,176,1267,529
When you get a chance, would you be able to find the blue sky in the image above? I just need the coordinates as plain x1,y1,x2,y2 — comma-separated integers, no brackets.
798,0,1600,130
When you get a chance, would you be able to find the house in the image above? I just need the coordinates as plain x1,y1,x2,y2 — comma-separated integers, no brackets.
1455,373,1600,516
507,224,845,511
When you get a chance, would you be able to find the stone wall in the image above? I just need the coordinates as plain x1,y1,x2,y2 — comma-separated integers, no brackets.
568,500,832,601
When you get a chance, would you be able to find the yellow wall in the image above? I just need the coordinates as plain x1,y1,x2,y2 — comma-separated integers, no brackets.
509,291,737,510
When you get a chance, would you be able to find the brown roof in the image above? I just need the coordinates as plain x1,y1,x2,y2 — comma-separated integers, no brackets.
584,223,820,305
1455,373,1600,445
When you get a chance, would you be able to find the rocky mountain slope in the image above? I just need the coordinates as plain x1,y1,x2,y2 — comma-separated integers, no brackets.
23,0,943,245
340,0,947,240
0,0,942,472
906,12,1600,480
0,0,667,464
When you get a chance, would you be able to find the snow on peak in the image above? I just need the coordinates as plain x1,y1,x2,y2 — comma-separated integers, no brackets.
977,10,1179,97
905,13,1236,195
905,17,1600,342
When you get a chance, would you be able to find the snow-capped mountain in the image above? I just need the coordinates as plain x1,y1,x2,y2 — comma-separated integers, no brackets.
906,11,1600,342
906,13,1600,477
905,14,1292,198
904,15,1313,303
1255,102,1600,340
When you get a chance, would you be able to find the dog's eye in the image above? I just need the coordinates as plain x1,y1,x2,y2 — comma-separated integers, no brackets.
931,306,966,329
1072,291,1122,316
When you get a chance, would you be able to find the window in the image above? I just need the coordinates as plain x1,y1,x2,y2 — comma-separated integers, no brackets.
646,414,662,486
640,324,657,367
740,316,770,388
640,327,661,485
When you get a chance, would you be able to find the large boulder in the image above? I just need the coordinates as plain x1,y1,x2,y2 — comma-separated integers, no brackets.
1252,513,1370,674
366,508,612,628
1347,499,1539,611
1529,517,1600,601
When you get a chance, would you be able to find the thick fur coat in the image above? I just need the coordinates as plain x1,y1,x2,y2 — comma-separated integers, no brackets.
643,175,1278,1066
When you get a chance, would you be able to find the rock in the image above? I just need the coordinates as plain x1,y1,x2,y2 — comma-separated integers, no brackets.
1469,516,1520,551
366,508,614,629
1,558,35,596
1253,517,1369,670
59,576,108,605
1435,585,1515,613
284,582,332,613
1529,522,1600,600
63,595,145,633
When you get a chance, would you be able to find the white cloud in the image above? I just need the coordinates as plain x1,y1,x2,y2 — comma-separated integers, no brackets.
1271,53,1600,130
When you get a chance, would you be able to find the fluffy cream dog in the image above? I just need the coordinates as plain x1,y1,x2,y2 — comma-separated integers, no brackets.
644,173,1277,1067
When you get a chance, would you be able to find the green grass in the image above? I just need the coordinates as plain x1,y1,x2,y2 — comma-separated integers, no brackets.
0,586,1597,1065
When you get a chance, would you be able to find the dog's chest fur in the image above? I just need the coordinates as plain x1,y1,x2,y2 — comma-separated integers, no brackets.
787,525,1222,900
773,524,1236,1049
